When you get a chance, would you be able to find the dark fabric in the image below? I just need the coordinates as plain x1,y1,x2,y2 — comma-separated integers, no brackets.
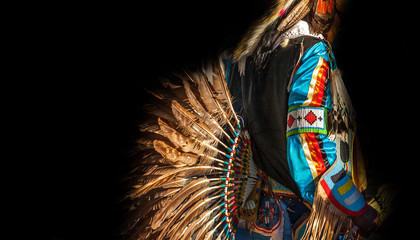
228,36,323,199
286,201,310,226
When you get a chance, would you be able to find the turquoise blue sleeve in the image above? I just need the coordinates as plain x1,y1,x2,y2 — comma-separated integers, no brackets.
286,42,336,205
286,41,367,216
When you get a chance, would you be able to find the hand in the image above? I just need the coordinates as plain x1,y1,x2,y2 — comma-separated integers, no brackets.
351,205,381,237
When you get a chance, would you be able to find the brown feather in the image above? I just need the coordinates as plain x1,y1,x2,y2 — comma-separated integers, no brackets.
196,71,224,118
159,76,182,89
156,186,221,239
122,52,254,240
138,119,162,134
171,100,228,150
183,79,224,138
135,153,174,168
179,68,227,128
159,177,189,189
166,193,221,240
196,68,237,134
203,215,224,240
210,59,229,106
180,203,221,240
159,118,219,156
158,118,209,155
120,195,170,236
182,78,210,119
211,59,240,126
171,100,202,136
153,140,199,166
168,203,206,240
139,165,173,180
132,166,221,198
151,178,211,230
195,212,222,240
136,130,170,151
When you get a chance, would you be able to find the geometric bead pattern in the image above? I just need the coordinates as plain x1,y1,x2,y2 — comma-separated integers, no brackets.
286,106,327,137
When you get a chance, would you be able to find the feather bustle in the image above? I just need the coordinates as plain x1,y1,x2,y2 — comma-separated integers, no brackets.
122,56,255,240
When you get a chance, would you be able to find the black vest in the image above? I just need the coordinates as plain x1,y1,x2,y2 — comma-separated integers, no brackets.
228,36,322,198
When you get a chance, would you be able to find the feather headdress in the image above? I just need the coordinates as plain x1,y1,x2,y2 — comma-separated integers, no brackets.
121,59,259,240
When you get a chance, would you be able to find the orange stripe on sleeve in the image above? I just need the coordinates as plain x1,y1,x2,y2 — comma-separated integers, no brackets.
304,133,327,176
309,58,328,106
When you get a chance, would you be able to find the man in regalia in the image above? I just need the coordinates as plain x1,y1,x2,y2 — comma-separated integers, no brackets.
227,0,383,239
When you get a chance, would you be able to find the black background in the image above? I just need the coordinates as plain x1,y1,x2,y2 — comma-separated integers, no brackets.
35,1,417,239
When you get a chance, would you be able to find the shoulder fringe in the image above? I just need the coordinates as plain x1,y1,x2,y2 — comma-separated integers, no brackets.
301,183,351,240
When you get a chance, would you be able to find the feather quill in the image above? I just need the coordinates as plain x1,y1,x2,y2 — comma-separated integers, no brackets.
156,186,221,240
195,211,222,240
132,166,221,198
169,199,212,240
204,215,224,240
168,205,206,240
166,193,222,240
151,177,212,230
180,202,222,240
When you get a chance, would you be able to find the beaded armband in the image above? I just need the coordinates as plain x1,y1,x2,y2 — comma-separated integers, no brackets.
286,106,328,137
